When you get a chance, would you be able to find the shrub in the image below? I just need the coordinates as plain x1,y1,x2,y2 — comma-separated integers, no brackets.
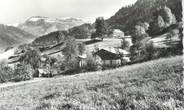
64,57,80,72
13,63,34,82
0,62,14,83
82,54,102,72
19,48,41,71
130,37,154,63
91,32,97,39
19,48,41,77
121,38,131,50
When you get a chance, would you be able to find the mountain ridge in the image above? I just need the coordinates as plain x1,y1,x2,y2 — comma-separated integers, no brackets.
0,24,35,53
18,16,85,36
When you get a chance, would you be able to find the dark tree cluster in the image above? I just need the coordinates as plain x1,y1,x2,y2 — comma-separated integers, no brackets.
68,23,93,39
106,0,182,34
149,6,177,35
91,17,107,40
130,22,154,63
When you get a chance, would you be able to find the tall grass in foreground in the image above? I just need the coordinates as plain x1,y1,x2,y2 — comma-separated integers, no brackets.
0,56,183,110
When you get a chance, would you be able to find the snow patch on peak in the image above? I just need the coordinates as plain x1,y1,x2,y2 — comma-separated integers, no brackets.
7,23,19,27
63,17,84,22
27,16,48,22
45,18,58,23
29,18,42,22
26,16,84,23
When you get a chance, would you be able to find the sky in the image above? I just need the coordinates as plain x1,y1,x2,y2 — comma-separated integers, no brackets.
0,0,137,24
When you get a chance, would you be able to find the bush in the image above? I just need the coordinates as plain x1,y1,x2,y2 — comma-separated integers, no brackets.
121,38,131,50
19,48,41,71
64,57,80,72
130,37,154,63
152,47,182,59
82,55,102,72
0,62,14,83
13,63,34,82
0,62,34,83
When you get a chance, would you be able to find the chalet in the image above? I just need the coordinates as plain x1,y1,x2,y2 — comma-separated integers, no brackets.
94,47,131,67
95,49,121,67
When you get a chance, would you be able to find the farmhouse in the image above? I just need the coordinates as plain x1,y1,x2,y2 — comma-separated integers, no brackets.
94,47,130,67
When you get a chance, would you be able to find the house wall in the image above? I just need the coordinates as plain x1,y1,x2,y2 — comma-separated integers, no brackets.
79,59,87,68
103,59,121,67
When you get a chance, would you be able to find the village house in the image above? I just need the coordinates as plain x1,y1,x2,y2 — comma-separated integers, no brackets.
94,47,131,68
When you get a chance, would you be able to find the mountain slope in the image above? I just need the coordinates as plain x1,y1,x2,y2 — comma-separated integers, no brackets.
0,24,35,53
106,0,182,33
18,16,85,36
32,31,68,47
68,23,94,39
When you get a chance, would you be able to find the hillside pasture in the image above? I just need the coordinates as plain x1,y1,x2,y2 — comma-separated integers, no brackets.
151,32,181,48
0,56,183,110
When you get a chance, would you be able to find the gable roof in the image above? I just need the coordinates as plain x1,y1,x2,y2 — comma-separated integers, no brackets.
98,47,130,55
95,49,121,60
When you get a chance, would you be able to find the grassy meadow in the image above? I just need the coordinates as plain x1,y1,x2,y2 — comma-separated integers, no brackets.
0,56,183,110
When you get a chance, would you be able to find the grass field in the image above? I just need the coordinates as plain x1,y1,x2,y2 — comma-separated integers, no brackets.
0,56,183,110
151,32,180,48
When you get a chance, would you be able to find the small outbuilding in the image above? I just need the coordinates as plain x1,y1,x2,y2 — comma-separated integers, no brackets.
77,54,87,68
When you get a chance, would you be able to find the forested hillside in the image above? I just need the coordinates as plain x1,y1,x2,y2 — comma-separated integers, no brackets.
68,23,94,39
106,0,182,33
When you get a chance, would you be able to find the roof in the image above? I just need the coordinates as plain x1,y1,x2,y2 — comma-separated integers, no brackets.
118,49,130,55
95,49,121,60
78,54,87,59
98,47,130,55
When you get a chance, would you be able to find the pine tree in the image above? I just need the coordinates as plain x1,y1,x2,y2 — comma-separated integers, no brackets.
160,6,176,27
94,17,107,40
